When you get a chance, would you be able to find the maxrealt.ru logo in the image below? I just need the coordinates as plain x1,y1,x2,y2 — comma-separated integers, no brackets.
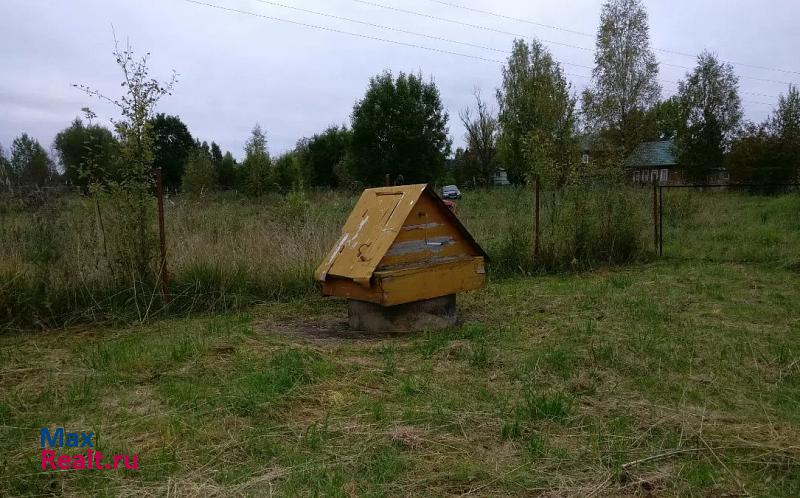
40,427,138,471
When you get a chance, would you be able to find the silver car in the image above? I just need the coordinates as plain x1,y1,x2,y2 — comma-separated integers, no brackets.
441,185,462,199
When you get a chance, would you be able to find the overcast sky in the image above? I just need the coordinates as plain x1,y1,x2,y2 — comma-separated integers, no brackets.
2,0,800,161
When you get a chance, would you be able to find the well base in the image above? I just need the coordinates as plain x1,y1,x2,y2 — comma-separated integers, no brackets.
348,295,457,332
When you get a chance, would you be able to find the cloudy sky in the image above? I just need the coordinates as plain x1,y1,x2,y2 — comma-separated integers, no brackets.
2,0,799,161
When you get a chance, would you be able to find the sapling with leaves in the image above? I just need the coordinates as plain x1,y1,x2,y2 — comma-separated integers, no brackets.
74,37,177,302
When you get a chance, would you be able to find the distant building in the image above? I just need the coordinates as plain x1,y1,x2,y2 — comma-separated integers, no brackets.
625,140,680,184
492,168,511,186
624,140,731,186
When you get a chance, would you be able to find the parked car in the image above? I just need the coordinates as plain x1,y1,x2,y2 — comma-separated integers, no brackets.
441,185,462,199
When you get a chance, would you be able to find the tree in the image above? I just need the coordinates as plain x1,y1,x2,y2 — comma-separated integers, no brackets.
0,143,12,191
10,133,53,187
452,147,483,187
582,0,661,156
350,71,451,186
53,117,118,189
298,125,351,187
496,39,578,186
76,43,177,186
459,90,498,184
771,85,800,182
271,152,304,190
151,114,194,191
241,124,270,195
217,151,237,189
182,150,216,194
76,40,177,285
727,86,800,187
210,141,223,184
676,52,742,183
647,96,683,141
726,123,781,187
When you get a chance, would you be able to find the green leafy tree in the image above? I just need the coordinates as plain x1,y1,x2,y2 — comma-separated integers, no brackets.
728,86,800,187
182,150,216,194
0,143,12,191
151,114,194,191
497,39,578,186
771,85,800,182
77,43,177,186
582,0,661,156
459,90,498,184
10,133,53,187
241,124,271,195
350,71,451,186
726,123,781,188
210,141,223,185
217,151,237,189
76,40,177,284
271,152,304,190
676,52,742,183
53,117,119,190
647,96,683,141
452,147,483,187
299,126,351,187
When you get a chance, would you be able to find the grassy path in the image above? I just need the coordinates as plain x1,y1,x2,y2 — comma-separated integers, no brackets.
2,260,799,496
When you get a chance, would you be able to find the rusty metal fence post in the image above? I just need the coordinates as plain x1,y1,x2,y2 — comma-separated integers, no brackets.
155,167,170,302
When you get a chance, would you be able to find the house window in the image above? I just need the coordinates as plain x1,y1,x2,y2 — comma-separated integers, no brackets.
651,170,658,182
660,169,668,182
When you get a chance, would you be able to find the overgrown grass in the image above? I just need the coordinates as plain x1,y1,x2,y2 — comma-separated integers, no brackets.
1,260,798,495
2,187,798,330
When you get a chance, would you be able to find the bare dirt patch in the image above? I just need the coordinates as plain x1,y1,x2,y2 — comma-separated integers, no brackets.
253,314,413,344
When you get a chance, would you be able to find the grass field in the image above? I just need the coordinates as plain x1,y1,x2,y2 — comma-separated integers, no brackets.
1,189,799,496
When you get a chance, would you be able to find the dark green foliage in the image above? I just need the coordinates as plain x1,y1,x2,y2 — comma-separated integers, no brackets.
582,0,661,155
217,151,237,189
727,85,800,189
0,143,11,191
151,114,194,191
726,124,787,189
9,133,53,187
676,52,742,183
459,91,498,185
350,71,451,186
53,118,119,189
182,150,216,194
210,141,223,168
240,124,271,195
271,152,304,190
496,39,578,186
297,126,351,187
647,96,683,141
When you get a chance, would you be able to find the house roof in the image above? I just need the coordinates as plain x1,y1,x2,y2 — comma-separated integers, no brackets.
314,184,487,285
624,140,678,168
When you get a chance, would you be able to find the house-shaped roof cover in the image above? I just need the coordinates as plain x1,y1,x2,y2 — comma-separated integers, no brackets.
624,140,678,168
315,184,487,286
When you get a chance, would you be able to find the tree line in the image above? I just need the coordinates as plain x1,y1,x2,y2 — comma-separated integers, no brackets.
2,0,798,195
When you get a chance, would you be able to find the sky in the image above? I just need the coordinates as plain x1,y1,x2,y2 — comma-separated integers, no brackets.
2,0,800,161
